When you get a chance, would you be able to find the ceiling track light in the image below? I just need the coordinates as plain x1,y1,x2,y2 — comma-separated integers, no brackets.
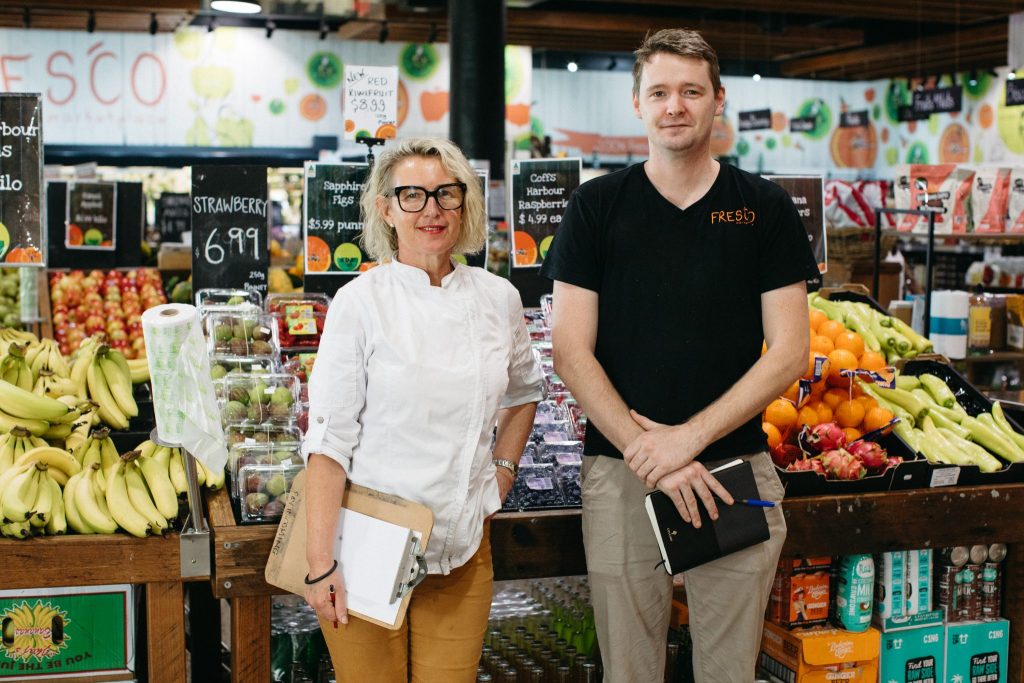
207,16,216,32
427,22,438,45
87,10,96,33
149,12,158,36
265,19,275,39
566,59,578,73
607,56,617,71
22,7,30,29
378,21,389,44
968,69,978,88
319,18,328,40
209,1,261,13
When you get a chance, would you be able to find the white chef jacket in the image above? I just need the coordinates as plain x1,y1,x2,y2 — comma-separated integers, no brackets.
301,259,544,575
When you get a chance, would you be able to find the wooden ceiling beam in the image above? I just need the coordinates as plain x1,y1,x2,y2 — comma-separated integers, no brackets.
18,0,199,11
560,0,1024,25
779,22,1007,76
810,46,1009,80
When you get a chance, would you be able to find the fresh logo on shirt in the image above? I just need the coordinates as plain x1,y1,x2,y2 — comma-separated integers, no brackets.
710,208,757,225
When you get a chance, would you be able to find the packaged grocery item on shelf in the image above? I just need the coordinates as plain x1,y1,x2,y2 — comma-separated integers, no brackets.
1009,167,1024,233
945,620,1009,683
510,463,565,510
266,293,330,350
541,441,583,466
225,423,303,448
217,373,300,425
759,622,880,682
878,621,944,683
831,554,874,632
972,167,1012,233
228,441,304,483
237,462,303,522
195,287,263,309
768,559,831,628
894,164,973,234
556,462,581,506
205,310,279,358
282,351,318,383
210,355,279,379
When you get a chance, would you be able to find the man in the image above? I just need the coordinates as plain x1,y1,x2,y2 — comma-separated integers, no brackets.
540,29,819,682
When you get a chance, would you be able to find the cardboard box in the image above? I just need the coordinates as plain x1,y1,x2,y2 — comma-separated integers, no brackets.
157,243,191,271
879,623,944,683
1006,295,1024,351
759,622,880,683
778,557,832,573
945,619,1009,683
769,568,830,628
874,609,944,634
0,585,134,680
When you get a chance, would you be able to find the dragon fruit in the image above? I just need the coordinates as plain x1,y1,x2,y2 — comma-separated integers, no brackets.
846,440,887,470
771,442,804,468
804,422,847,453
884,455,904,470
819,448,867,480
786,457,825,475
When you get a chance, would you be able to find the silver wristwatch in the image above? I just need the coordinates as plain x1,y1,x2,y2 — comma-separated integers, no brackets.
492,458,519,476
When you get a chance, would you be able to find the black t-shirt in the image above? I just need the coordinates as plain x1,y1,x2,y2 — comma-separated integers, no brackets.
540,162,820,462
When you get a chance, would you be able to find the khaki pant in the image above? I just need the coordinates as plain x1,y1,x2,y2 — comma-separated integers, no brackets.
320,529,494,683
581,452,786,683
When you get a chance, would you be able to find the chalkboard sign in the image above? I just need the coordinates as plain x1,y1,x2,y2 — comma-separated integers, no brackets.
789,116,817,133
191,165,269,301
840,110,869,128
47,181,144,269
156,193,191,243
460,168,489,270
1006,79,1024,107
765,175,826,276
912,86,962,116
509,158,581,269
738,108,772,131
0,94,43,266
302,163,366,297
66,182,116,250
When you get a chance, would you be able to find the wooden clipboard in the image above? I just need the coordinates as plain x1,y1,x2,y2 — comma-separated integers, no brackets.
265,470,434,630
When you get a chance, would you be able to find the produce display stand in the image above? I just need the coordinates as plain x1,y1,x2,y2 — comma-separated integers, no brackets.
0,531,202,683
207,483,1024,682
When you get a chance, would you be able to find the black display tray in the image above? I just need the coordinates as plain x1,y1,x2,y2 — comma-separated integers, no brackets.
890,359,1024,487
777,430,916,496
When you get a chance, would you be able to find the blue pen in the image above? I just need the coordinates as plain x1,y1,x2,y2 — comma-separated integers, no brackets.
739,499,776,508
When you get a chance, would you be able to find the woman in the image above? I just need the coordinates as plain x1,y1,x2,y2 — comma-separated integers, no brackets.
302,137,543,682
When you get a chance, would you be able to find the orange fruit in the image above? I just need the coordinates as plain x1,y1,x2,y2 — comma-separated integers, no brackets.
842,427,863,442
818,319,846,341
804,352,831,381
834,331,865,359
835,400,866,428
809,400,833,424
797,405,818,429
513,231,538,266
765,399,798,430
808,380,827,401
810,335,835,356
863,406,896,433
808,309,827,332
855,396,878,414
762,422,783,449
305,236,331,272
823,388,849,410
850,384,865,399
827,349,859,387
858,351,887,373
782,381,802,404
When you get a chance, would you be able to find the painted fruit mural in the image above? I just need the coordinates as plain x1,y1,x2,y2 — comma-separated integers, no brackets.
938,123,970,163
830,121,878,168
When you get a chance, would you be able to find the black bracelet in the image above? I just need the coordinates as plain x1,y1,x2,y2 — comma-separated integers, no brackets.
304,559,339,585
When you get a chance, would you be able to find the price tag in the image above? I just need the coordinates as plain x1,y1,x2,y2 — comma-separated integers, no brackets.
0,94,43,266
303,162,368,285
66,181,116,251
509,158,581,269
343,65,398,141
764,176,826,274
738,108,772,131
156,192,191,243
191,165,269,300
929,466,960,488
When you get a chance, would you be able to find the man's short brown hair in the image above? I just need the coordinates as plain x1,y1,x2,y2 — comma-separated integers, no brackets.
632,29,721,96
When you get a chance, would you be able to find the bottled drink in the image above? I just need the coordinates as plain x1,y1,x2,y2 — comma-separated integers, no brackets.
665,641,679,683
582,662,598,683
556,665,572,683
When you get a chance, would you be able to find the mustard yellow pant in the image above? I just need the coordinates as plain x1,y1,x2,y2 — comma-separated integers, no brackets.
320,531,493,683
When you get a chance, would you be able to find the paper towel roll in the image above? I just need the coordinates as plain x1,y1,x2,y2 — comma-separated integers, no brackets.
142,304,227,471
930,290,969,359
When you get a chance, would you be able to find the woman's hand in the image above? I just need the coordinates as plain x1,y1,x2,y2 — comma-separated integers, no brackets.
495,466,515,503
305,562,348,627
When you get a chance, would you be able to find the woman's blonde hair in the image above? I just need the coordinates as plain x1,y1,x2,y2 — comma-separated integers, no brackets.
360,137,487,261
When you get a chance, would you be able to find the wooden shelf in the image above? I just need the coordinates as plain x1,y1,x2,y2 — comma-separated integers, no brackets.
958,351,1024,364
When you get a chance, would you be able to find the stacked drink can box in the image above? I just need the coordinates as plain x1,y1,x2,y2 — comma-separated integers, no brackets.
758,544,1011,682
269,594,332,683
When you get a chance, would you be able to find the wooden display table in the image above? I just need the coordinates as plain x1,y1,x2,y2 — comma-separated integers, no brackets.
208,484,1024,683
1,532,199,683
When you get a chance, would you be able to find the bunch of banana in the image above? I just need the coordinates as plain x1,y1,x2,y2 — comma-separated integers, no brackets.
84,345,138,431
126,357,150,384
42,398,87,445
33,369,78,400
0,459,64,538
0,343,33,391
0,427,49,474
0,328,37,357
0,376,70,437
25,339,71,381
65,463,118,535
69,335,104,401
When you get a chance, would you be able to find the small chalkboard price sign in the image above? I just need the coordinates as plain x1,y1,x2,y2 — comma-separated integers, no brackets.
509,158,581,269
66,182,116,250
191,165,269,301
156,192,191,243
1006,79,1024,107
0,94,44,266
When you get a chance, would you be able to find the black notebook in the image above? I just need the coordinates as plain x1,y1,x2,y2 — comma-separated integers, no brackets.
645,459,772,574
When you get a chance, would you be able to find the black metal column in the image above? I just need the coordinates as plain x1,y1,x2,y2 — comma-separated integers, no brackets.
448,0,506,181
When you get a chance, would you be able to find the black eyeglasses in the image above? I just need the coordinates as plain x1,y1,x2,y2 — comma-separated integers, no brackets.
390,182,467,212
